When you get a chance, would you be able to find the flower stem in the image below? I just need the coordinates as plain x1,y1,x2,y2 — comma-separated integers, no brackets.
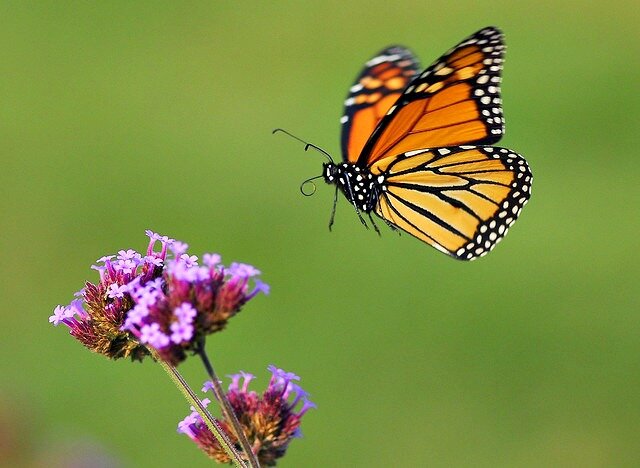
196,342,261,468
149,347,247,467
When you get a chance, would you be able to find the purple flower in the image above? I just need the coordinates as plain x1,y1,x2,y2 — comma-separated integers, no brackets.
201,381,223,393
179,254,199,267
248,279,270,299
95,255,115,265
145,230,173,258
140,323,171,348
170,241,189,257
224,371,255,393
174,303,197,322
117,249,142,262
227,262,261,278
267,365,300,387
115,259,139,274
106,283,128,299
202,253,221,268
177,412,201,439
170,321,194,344
144,255,164,267
145,230,160,241
49,305,74,326
180,366,314,465
51,230,268,364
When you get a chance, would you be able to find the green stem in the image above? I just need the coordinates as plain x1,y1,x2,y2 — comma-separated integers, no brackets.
149,348,247,467
196,343,261,468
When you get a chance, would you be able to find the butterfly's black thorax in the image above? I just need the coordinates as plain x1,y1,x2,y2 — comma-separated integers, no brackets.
323,162,380,212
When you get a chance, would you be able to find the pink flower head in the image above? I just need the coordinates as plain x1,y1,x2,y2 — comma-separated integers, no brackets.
180,366,314,464
51,231,268,365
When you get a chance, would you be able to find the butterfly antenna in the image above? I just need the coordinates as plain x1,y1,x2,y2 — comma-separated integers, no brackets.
272,128,335,163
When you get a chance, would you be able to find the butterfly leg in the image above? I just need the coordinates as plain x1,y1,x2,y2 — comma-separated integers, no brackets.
350,198,369,229
368,212,381,236
383,217,401,235
355,209,369,229
377,207,401,235
328,186,338,231
343,176,369,229
373,191,400,235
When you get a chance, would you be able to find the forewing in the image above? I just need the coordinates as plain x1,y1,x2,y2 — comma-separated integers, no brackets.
372,146,532,260
340,46,420,163
359,27,507,167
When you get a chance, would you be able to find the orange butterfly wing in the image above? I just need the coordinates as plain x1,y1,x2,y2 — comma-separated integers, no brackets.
340,46,420,164
372,146,532,260
358,27,506,167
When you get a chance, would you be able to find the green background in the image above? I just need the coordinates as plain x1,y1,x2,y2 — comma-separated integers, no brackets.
2,1,638,466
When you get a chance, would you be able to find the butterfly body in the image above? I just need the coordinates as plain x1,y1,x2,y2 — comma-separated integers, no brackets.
306,27,531,260
323,162,379,212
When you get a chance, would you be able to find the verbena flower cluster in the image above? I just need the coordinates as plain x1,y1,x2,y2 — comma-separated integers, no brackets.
50,231,268,364
178,365,315,466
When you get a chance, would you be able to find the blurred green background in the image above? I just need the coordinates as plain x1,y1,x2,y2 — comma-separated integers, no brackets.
2,1,639,466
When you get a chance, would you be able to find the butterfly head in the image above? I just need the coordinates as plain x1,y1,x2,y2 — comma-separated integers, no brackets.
322,162,339,184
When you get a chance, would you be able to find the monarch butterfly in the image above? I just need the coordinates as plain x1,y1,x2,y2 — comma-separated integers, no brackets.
277,26,532,261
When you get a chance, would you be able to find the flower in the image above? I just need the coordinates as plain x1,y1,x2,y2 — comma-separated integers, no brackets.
50,231,268,363
178,366,315,466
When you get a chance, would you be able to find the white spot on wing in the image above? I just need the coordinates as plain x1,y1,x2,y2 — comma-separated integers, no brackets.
366,54,401,67
433,242,448,254
405,149,429,157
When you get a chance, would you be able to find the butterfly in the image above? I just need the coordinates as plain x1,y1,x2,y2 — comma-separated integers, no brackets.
278,26,532,261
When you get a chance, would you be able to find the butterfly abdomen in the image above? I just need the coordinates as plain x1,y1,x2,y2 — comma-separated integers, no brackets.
323,162,379,212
